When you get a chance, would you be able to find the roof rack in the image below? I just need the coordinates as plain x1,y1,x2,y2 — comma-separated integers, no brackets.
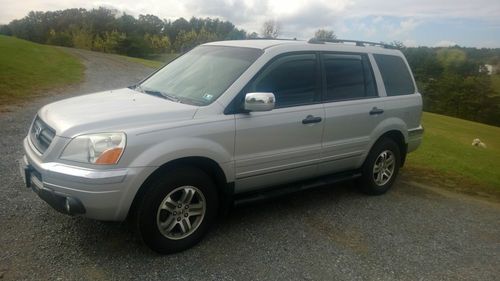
250,37,301,41
308,38,396,49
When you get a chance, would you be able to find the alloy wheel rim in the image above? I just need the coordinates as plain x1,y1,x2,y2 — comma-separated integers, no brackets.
156,186,206,240
372,150,395,186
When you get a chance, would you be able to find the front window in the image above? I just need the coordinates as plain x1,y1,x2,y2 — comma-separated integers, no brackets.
139,46,262,106
248,53,319,108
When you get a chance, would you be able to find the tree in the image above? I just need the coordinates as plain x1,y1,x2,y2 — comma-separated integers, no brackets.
46,29,73,46
261,20,280,38
173,29,198,52
247,32,259,39
169,17,191,42
144,33,171,54
0,24,12,35
138,14,163,35
70,26,93,49
313,29,336,41
116,13,138,35
391,40,405,50
225,29,247,40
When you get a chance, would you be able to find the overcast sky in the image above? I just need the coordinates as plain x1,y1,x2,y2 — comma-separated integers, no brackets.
1,0,500,47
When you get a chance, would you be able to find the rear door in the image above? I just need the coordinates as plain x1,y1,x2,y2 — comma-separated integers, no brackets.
371,53,422,132
318,53,384,175
233,53,324,193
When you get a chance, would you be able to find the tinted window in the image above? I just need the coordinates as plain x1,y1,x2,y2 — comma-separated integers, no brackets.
373,54,415,96
323,54,377,101
252,54,318,107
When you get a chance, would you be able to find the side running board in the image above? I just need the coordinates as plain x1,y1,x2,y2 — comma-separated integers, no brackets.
233,171,361,207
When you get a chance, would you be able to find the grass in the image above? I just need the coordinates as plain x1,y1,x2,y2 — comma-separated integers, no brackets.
122,56,164,68
121,53,179,69
0,35,177,106
0,35,84,106
406,112,500,197
491,75,500,95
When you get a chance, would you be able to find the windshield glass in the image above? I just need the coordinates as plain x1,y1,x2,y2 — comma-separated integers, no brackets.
139,45,262,106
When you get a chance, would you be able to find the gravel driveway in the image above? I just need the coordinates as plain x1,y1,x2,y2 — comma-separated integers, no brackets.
1,48,499,281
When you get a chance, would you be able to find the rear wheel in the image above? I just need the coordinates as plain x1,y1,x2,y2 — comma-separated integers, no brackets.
137,166,218,254
358,138,401,195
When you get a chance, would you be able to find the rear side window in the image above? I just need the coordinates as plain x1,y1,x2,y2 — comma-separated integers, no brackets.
251,54,318,108
323,54,376,101
373,54,415,96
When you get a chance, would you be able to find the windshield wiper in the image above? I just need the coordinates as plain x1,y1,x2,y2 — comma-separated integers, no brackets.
134,86,180,102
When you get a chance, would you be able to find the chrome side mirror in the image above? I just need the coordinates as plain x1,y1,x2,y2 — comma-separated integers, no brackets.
244,92,275,112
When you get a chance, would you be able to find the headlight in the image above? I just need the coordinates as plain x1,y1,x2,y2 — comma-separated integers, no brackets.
60,133,126,165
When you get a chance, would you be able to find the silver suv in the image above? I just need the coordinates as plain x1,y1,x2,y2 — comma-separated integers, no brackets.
19,39,423,253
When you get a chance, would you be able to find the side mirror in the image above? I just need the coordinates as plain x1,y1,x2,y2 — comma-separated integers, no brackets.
244,92,275,112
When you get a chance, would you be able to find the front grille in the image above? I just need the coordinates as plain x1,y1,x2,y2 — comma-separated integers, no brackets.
30,116,56,154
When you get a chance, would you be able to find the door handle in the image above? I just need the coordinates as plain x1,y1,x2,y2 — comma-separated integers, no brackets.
369,107,384,115
302,115,322,124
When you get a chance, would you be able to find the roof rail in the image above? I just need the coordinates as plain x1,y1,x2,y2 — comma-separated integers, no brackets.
308,38,396,49
251,37,301,41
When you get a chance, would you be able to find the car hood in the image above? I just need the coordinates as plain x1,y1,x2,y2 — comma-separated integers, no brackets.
38,88,198,137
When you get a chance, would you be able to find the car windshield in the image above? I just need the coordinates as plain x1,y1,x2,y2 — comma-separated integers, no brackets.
139,45,262,106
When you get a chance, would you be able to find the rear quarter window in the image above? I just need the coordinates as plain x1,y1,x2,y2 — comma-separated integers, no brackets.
373,54,415,96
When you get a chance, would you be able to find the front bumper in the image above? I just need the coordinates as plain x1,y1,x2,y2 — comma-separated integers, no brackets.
20,138,155,221
20,160,86,215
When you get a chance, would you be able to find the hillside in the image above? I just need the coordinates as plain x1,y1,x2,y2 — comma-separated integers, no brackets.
0,35,84,106
406,112,500,197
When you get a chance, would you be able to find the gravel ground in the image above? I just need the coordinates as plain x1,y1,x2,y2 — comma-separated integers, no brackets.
1,48,499,281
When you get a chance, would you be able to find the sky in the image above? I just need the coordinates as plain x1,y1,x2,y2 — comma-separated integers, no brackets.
1,0,499,48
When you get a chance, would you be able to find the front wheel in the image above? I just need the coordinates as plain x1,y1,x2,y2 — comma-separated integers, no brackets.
358,138,401,195
136,166,218,254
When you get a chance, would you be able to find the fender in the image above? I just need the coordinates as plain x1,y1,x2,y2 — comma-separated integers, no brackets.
357,117,408,167
128,136,235,182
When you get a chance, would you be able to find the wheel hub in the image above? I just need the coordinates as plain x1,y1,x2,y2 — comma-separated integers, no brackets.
372,150,395,186
156,186,206,240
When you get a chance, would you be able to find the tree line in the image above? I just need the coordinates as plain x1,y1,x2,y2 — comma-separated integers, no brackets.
0,7,247,57
402,45,500,126
0,7,341,58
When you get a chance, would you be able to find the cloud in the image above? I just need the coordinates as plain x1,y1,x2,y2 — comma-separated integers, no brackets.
347,0,500,21
352,22,377,37
372,16,383,24
391,18,421,36
2,0,500,25
403,39,418,47
0,0,499,46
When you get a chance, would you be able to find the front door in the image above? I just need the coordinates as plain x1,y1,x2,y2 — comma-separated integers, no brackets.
233,53,324,193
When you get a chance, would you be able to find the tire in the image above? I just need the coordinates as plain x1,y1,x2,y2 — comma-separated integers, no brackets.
358,137,401,195
136,166,218,254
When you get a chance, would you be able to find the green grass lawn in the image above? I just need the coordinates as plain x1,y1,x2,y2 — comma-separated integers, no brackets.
122,55,165,68
406,112,500,195
0,35,84,106
122,53,179,69
491,75,500,95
